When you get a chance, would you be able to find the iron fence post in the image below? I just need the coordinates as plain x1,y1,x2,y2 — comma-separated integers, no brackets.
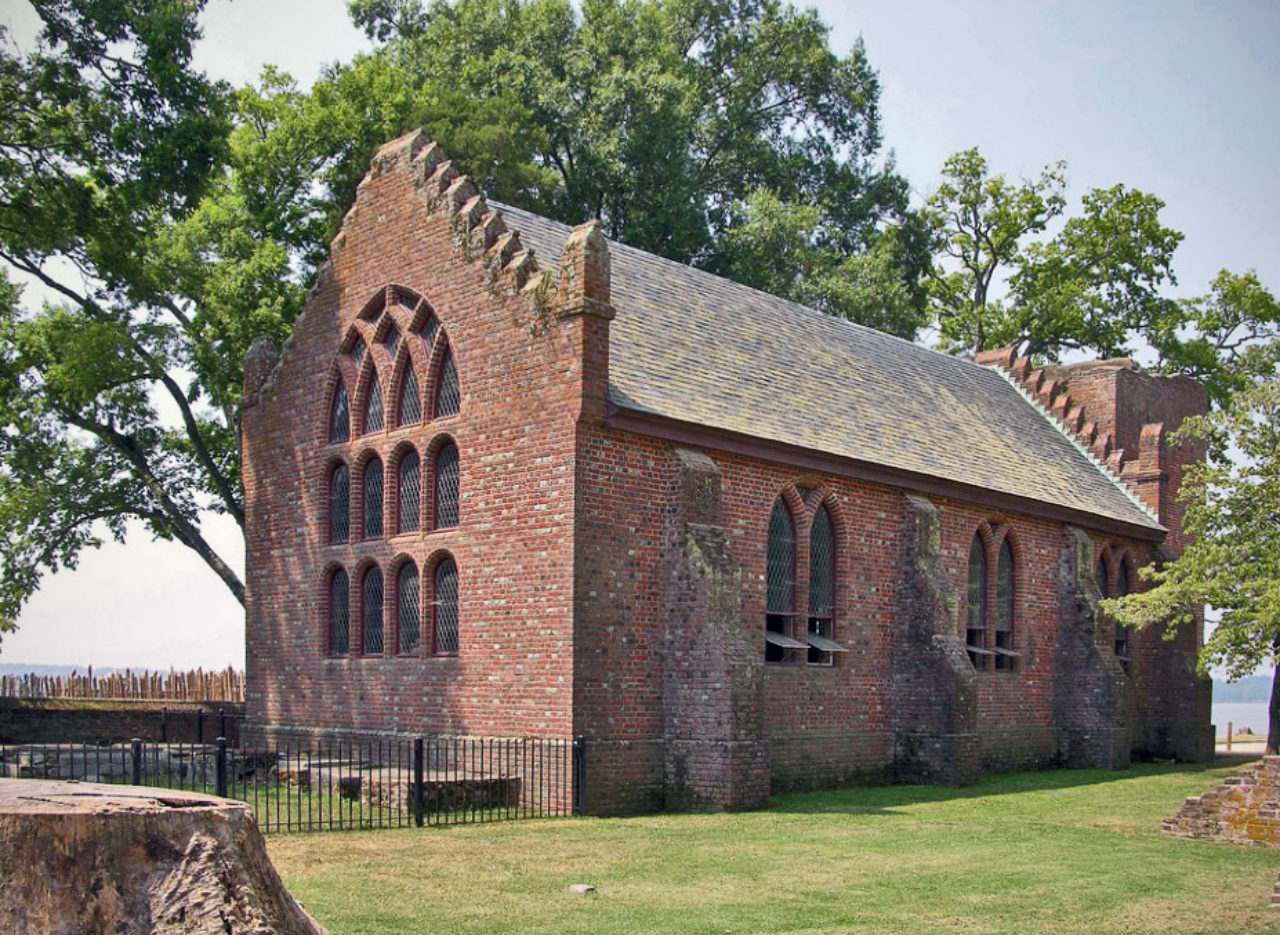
413,737,425,827
161,707,168,744
197,709,204,745
130,738,142,786
216,737,228,798
219,708,226,740
573,737,586,815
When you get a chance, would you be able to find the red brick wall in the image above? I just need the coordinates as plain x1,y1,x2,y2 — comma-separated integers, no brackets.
568,421,1175,800
243,135,581,743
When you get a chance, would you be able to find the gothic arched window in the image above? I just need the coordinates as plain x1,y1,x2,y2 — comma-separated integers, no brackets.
433,558,459,654
807,505,837,665
966,534,988,668
434,442,459,529
362,566,384,655
435,348,460,418
398,364,421,426
1114,561,1132,669
398,451,420,534
329,381,350,443
329,463,350,543
364,372,384,434
765,499,800,663
363,457,384,538
994,538,1016,669
329,569,349,655
398,562,420,654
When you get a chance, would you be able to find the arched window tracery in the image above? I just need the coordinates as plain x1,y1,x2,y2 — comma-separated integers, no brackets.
329,380,350,443
435,348,460,418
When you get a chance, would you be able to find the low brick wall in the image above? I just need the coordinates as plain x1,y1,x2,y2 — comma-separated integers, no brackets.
767,731,893,793
0,698,245,745
1163,755,1280,845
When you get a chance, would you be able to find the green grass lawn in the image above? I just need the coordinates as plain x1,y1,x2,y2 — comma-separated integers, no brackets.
268,755,1278,935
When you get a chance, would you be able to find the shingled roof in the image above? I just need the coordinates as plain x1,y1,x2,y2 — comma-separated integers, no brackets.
497,203,1162,537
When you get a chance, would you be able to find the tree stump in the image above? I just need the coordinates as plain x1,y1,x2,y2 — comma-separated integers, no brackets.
0,779,326,934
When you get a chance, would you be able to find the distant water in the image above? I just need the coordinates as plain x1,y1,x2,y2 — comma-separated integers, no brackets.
1211,702,1270,736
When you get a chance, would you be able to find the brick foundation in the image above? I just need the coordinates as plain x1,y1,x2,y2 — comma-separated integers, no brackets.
1163,756,1280,845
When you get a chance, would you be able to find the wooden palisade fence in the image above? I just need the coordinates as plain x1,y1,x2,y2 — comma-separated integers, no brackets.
0,667,245,703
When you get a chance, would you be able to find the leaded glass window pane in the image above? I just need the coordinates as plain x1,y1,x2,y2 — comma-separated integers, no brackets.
329,464,350,543
350,336,366,364
1114,562,1131,666
363,567,384,655
398,563,420,654
364,372,384,433
966,534,987,667
808,506,834,618
364,458,384,538
385,324,400,357
422,316,439,351
398,451,420,533
766,500,795,614
995,539,1015,669
434,443,459,528
434,558,459,654
996,540,1014,633
329,570,349,655
329,381,350,443
435,349,460,417
398,365,421,425
1095,558,1109,599
807,505,835,665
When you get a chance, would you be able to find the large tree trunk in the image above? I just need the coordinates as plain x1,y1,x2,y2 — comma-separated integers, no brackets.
0,780,325,935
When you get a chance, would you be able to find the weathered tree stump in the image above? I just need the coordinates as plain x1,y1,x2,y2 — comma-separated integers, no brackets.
0,779,326,934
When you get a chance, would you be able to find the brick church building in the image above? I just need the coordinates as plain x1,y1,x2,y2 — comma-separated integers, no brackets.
241,131,1212,814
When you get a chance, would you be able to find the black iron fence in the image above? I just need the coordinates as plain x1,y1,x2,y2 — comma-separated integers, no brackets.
0,735,583,833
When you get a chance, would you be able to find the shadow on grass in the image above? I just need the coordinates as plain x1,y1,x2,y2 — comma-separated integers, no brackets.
767,756,1252,816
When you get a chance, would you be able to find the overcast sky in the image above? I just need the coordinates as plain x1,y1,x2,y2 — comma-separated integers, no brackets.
2,0,1277,671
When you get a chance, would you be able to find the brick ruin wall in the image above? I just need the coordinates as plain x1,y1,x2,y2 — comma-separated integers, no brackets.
1164,756,1280,846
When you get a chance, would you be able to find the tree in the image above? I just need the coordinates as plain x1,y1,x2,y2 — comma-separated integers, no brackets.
717,188,928,336
0,0,931,633
926,148,1184,361
925,148,1067,353
1148,269,1280,411
0,1,244,627
1007,183,1184,361
925,148,1280,406
344,0,930,336
1105,380,1280,754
